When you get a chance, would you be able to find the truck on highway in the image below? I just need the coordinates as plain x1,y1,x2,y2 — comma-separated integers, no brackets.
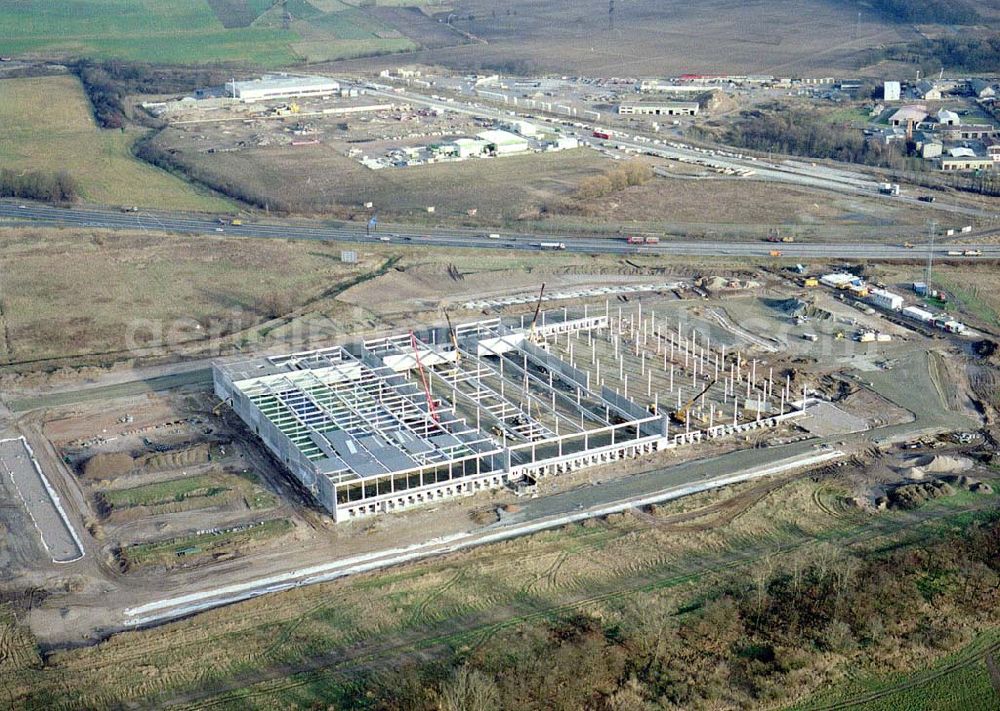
538,241,567,250
964,249,983,256
626,235,661,245
878,182,900,196
487,233,501,240
769,250,783,257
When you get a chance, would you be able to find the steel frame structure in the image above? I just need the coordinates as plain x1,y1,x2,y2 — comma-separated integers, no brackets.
214,311,799,522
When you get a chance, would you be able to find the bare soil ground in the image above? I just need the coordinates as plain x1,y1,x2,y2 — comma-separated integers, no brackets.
154,134,610,223
548,168,949,236
0,228,380,364
320,0,915,77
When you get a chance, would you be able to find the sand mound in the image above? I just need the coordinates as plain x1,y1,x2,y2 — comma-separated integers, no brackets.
909,454,973,474
900,466,927,480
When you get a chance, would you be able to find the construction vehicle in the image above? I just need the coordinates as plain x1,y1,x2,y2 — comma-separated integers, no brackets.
672,379,717,426
769,250,783,257
211,398,232,416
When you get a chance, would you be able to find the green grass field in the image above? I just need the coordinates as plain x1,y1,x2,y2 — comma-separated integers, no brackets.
99,471,276,514
120,517,293,569
0,75,232,210
0,0,429,65
794,631,1000,710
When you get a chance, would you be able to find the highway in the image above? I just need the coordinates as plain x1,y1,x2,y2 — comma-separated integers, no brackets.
3,201,1000,260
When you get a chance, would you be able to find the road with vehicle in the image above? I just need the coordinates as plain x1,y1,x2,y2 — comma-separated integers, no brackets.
3,202,1000,260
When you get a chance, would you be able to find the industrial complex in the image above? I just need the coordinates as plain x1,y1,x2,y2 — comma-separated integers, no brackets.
215,307,801,521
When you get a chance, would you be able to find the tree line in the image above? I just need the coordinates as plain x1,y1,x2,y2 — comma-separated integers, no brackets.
861,0,980,24
865,36,1000,74
71,59,248,128
0,169,78,203
717,108,907,169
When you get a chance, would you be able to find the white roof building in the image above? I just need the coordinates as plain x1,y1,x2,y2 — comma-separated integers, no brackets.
970,78,995,99
902,306,934,322
230,74,339,102
508,120,538,137
915,81,941,100
477,129,529,155
453,137,488,158
936,108,961,126
820,273,857,288
884,81,901,102
889,105,927,127
868,287,904,311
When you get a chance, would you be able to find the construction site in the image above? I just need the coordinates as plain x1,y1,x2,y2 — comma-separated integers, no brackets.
215,296,805,522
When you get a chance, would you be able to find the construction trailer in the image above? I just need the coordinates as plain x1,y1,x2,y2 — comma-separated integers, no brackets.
215,311,802,522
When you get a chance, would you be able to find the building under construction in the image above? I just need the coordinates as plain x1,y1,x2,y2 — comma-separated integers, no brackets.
214,306,803,521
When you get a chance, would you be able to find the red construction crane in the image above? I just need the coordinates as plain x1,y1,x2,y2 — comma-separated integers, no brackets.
410,331,440,422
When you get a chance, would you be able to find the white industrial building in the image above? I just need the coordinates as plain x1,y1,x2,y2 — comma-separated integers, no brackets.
884,81,901,102
477,129,530,155
552,136,579,150
937,108,961,126
638,81,708,94
507,120,538,137
868,288,904,311
452,138,488,158
903,306,934,323
230,74,340,102
618,102,700,117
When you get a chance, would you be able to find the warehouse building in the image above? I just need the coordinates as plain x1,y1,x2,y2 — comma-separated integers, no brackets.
230,74,340,102
215,312,802,522
477,129,530,155
618,102,699,117
940,156,995,172
867,287,904,311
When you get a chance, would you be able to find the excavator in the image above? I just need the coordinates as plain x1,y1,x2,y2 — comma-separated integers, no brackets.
671,378,717,426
